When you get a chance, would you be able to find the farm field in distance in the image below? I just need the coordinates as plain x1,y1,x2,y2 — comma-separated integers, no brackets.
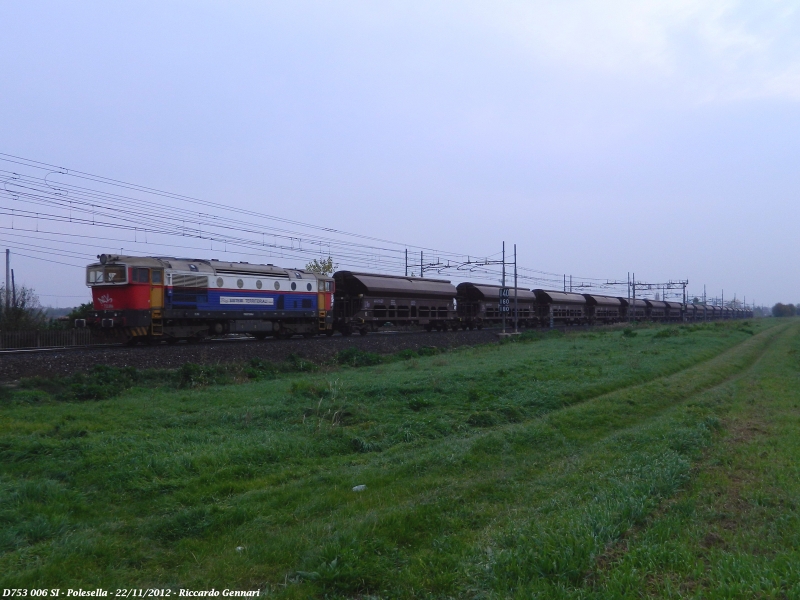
2,319,799,597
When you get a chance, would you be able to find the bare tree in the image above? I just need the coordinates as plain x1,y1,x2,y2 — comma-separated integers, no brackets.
0,285,47,330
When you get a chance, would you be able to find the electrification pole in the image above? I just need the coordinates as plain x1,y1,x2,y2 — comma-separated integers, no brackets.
4,249,9,312
514,244,518,333
502,241,506,334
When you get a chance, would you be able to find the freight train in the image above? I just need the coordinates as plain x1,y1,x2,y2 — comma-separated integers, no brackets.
78,255,752,344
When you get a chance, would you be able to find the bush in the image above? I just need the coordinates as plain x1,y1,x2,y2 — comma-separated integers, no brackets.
622,328,638,338
772,303,796,318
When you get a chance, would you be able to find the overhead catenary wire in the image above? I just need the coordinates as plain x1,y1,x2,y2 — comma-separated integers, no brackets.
0,153,650,296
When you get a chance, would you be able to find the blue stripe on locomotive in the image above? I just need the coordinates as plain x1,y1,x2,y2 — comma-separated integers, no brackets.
166,288,317,311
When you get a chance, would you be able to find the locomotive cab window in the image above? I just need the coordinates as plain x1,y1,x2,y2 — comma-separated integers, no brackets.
133,268,150,283
105,265,126,282
87,268,104,284
151,269,163,284
88,265,126,284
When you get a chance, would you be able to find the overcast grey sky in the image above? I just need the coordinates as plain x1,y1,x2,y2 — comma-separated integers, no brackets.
1,1,798,306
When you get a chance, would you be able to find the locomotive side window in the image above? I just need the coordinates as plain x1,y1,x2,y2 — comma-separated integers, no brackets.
152,270,163,284
133,268,150,283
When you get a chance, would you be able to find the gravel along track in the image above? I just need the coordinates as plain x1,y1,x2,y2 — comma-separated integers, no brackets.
0,329,502,381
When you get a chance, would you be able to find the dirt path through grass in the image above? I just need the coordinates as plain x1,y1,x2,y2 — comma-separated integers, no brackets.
581,319,800,598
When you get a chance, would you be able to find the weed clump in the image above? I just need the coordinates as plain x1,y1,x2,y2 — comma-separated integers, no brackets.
351,437,381,453
20,365,148,401
622,328,638,338
0,383,14,403
178,363,232,389
467,411,500,427
290,380,325,398
408,398,432,411
336,348,382,367
653,328,680,339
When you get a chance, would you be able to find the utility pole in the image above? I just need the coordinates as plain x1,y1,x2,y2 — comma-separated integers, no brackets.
569,275,572,293
631,272,636,323
405,249,408,277
563,274,566,292
420,251,423,278
514,243,518,333
10,269,15,307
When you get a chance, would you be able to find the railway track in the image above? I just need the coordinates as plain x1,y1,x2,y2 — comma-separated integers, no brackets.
0,327,507,381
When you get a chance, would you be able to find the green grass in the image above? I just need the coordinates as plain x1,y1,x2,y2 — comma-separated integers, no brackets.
1,319,799,597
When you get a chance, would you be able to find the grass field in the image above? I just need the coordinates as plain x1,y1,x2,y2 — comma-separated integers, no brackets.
2,319,799,597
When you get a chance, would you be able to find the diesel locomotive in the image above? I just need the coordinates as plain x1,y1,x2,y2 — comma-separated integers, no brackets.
79,254,752,343
80,254,334,344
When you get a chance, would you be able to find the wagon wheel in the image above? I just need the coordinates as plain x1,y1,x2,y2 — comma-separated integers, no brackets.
424,324,432,332
359,328,368,336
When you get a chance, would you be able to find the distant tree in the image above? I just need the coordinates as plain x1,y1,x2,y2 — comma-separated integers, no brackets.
67,302,94,321
692,297,700,304
772,303,797,318
305,256,338,276
0,285,47,330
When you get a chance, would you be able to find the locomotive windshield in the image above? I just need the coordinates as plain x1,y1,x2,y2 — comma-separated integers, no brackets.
87,265,127,284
